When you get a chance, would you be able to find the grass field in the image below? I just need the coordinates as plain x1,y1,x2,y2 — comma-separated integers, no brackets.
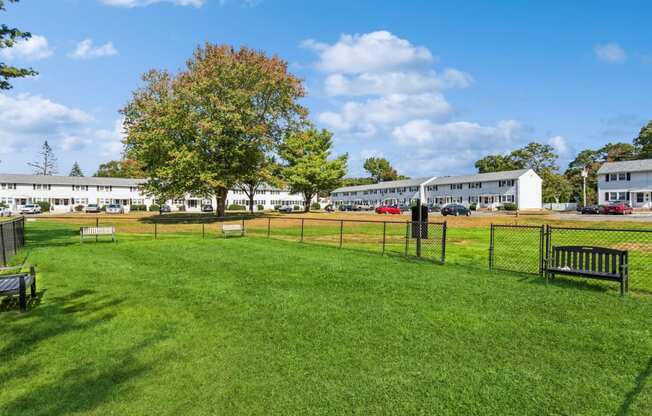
1,220,651,415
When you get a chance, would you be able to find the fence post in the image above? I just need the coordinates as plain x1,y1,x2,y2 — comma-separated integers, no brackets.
441,221,447,264
489,224,494,271
12,219,17,255
539,225,544,277
0,223,6,266
202,223,205,239
267,217,271,238
22,217,25,246
382,221,387,255
154,222,158,239
300,218,305,242
95,217,99,242
404,221,409,257
339,220,343,248
241,217,245,231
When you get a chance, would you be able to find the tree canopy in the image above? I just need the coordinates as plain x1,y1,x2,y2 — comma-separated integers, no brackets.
633,121,652,159
363,157,399,183
123,44,307,215
0,0,37,90
94,159,146,178
280,128,348,212
69,161,84,177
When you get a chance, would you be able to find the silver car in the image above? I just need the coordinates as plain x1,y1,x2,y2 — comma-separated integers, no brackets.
106,204,124,214
20,204,42,214
0,207,12,217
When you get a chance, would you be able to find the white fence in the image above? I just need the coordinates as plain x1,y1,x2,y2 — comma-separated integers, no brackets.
543,202,578,211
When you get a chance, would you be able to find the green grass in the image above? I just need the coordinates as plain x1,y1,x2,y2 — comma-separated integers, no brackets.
1,221,652,415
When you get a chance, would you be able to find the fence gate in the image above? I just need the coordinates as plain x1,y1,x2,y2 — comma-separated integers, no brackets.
489,224,544,275
0,217,26,266
406,221,447,263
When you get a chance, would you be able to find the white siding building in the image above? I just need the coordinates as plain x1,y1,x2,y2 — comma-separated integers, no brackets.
0,173,306,213
597,159,652,209
331,169,542,210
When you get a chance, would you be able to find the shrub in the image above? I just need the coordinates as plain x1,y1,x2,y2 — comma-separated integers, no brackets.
37,201,51,212
131,204,147,211
502,202,517,211
256,204,264,211
100,205,107,212
177,205,186,212
469,203,477,211
274,205,281,211
293,205,301,211
0,202,7,209
74,205,84,212
228,204,246,211
149,204,160,212
311,202,321,210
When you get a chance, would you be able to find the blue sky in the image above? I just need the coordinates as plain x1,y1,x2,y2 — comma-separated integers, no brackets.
1,0,650,178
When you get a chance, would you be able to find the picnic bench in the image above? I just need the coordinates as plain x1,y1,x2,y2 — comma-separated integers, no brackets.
545,245,629,295
0,265,36,312
80,226,115,243
222,223,245,238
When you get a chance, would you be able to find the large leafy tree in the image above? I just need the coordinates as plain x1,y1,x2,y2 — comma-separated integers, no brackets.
363,157,398,183
564,149,600,204
28,140,57,175
509,142,559,176
598,142,637,162
0,0,37,90
94,159,146,178
474,154,520,173
280,128,348,212
123,44,307,216
235,154,281,213
542,171,572,203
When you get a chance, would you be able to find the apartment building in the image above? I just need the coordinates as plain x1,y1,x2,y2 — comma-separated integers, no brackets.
597,159,652,209
331,169,542,210
0,173,305,213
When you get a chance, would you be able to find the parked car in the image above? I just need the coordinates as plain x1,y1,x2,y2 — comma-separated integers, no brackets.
159,205,172,213
580,205,602,215
278,205,293,213
428,204,441,213
339,204,353,212
375,205,401,215
201,205,214,213
324,204,335,213
606,202,633,215
398,204,410,212
106,204,124,214
441,204,471,216
353,204,373,211
85,204,101,213
0,207,12,217
20,204,42,215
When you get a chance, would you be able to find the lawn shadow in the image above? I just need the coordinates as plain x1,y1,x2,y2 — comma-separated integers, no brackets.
25,226,80,248
617,356,652,416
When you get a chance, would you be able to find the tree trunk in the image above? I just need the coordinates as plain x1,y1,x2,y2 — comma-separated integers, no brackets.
249,192,255,214
304,192,313,212
216,189,228,217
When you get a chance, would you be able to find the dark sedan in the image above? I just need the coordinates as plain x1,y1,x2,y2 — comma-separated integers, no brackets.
441,204,471,216
201,205,214,213
339,204,353,211
580,205,602,215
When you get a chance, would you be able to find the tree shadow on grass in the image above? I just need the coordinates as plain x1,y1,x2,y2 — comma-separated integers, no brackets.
25,227,80,248
617,356,652,416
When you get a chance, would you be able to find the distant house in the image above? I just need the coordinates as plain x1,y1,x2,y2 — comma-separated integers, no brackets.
597,159,652,209
0,173,306,213
330,169,542,210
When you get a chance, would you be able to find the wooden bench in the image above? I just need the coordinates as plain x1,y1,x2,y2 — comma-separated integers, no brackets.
0,266,36,312
545,246,629,295
80,226,116,243
222,223,244,238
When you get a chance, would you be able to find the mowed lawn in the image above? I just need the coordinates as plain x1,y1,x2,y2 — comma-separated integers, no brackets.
1,222,652,415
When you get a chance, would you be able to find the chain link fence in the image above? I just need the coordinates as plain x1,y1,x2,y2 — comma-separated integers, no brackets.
489,224,544,275
0,217,26,266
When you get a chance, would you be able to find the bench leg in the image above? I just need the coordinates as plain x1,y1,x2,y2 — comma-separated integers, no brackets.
30,266,36,298
620,279,624,296
19,276,26,312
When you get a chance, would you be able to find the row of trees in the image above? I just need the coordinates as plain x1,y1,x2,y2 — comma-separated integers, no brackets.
474,121,652,204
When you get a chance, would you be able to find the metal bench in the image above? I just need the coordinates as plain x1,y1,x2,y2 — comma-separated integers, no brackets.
80,226,115,243
545,246,629,295
0,266,37,312
222,223,244,238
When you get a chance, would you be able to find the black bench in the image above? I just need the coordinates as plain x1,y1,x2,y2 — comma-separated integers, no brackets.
0,266,37,311
545,246,628,295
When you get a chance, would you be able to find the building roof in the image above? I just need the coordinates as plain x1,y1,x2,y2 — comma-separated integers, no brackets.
0,173,147,187
597,159,652,174
332,177,434,193
424,169,532,186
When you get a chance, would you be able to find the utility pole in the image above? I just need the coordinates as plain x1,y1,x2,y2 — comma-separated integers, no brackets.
581,167,588,207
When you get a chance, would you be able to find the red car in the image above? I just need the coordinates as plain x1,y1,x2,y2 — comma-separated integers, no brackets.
606,202,633,215
375,205,401,215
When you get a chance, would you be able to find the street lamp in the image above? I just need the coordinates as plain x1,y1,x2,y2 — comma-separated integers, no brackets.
581,167,588,207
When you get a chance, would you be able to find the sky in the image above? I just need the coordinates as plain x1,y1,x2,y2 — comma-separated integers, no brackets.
0,0,650,178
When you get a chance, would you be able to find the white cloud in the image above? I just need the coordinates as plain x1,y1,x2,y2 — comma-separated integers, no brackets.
324,69,473,96
318,93,452,136
69,39,118,59
302,30,433,74
548,135,570,157
0,35,53,61
100,0,205,7
594,43,626,63
0,93,92,134
392,119,522,147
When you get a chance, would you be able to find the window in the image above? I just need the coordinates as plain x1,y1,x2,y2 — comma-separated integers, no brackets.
499,179,515,187
468,182,482,189
97,185,113,192
1,183,16,190
450,184,463,190
501,195,515,203
72,185,88,191
129,186,142,192
469,196,479,203
32,184,51,190
73,198,88,204
607,192,628,201
618,173,627,181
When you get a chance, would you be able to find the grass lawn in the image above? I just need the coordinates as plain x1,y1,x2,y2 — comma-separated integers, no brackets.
1,221,652,415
